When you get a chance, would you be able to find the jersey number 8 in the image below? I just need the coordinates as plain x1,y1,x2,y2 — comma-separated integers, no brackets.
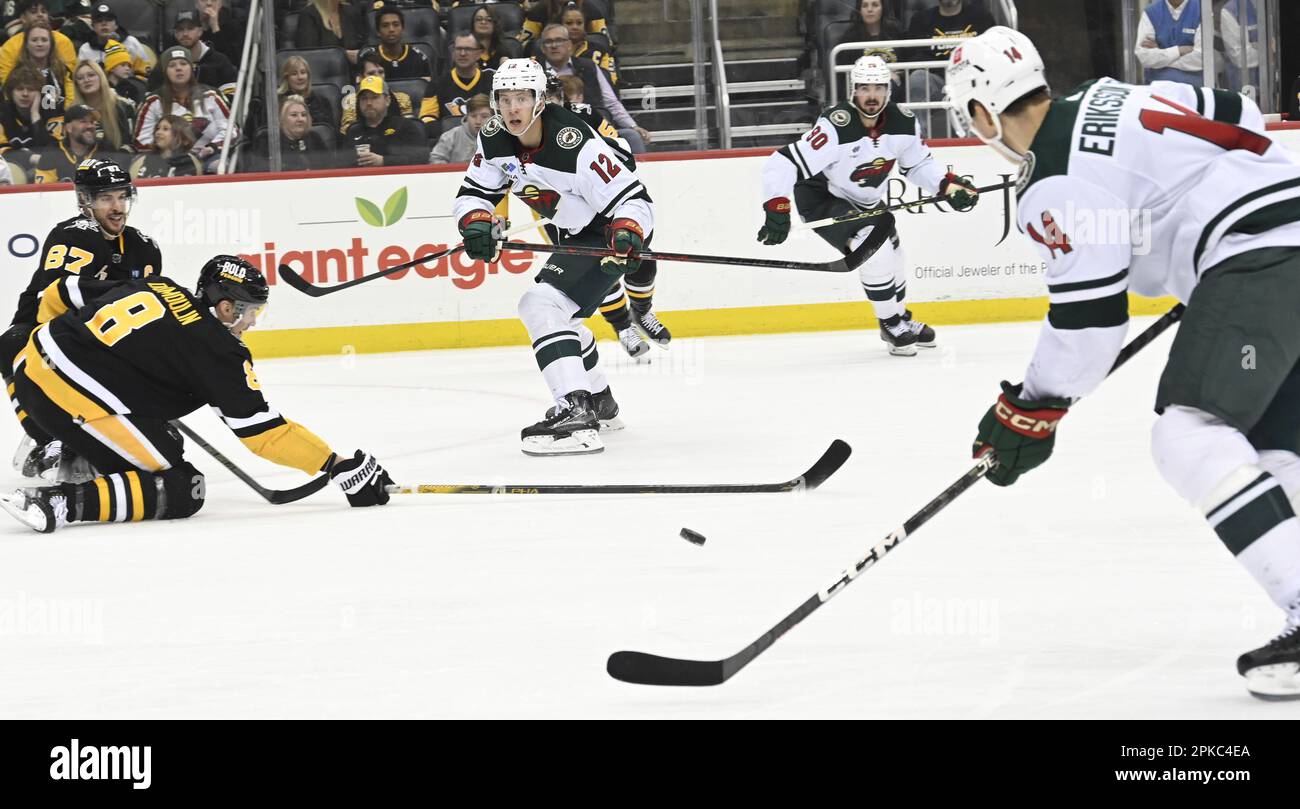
89,292,166,348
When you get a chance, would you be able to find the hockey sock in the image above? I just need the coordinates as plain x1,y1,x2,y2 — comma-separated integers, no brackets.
626,278,655,314
850,227,904,321
598,286,633,332
582,335,609,393
59,470,162,523
532,330,589,404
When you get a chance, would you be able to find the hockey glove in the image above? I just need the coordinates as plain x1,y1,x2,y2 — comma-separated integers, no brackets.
458,210,502,262
939,173,979,212
602,218,645,275
972,381,1070,487
757,197,791,245
328,450,393,507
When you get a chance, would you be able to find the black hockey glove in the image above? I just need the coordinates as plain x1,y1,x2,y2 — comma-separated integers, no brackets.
757,197,791,245
458,209,502,262
939,173,979,212
328,450,393,507
972,381,1070,487
602,218,645,275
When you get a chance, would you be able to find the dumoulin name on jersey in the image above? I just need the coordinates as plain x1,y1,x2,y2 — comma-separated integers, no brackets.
452,103,654,236
22,276,332,475
1014,78,1298,402
762,101,947,207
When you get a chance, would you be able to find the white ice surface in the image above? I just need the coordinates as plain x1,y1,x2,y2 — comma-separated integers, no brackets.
1,317,1297,718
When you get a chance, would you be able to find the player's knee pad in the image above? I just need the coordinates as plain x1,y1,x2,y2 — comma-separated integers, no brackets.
156,461,206,520
0,324,32,371
517,284,570,336
846,212,896,271
1151,405,1261,508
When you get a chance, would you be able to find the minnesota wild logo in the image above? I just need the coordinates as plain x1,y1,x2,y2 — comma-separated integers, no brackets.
354,187,408,227
517,184,561,218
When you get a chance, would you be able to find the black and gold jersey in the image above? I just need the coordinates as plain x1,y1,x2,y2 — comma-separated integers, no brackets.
23,275,332,474
418,67,494,123
374,43,432,81
11,215,163,327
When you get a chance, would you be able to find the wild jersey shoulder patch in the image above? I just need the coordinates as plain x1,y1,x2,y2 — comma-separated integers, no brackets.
829,109,852,127
556,126,583,149
481,115,503,137
897,105,915,118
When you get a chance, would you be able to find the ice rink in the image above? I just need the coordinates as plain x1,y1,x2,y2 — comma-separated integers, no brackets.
1,315,1298,719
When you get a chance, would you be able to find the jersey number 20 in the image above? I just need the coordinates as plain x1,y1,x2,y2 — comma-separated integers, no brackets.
89,292,165,347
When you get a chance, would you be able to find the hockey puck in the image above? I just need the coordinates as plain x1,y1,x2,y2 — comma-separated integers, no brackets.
680,527,706,546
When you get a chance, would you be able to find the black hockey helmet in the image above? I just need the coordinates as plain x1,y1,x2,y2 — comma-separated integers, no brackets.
196,255,269,309
74,158,135,211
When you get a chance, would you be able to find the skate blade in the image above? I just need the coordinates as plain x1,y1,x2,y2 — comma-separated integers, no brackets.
0,493,52,533
521,429,604,456
11,436,35,473
1245,663,1300,700
633,324,671,349
599,416,625,432
887,344,918,357
916,339,937,348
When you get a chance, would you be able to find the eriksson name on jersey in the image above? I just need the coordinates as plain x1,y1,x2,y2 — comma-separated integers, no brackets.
1078,83,1132,158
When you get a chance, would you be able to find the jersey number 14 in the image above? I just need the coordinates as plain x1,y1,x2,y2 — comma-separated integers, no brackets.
1140,96,1270,156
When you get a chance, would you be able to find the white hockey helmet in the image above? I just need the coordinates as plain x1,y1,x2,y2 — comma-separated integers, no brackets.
944,26,1048,160
850,54,892,107
491,57,548,135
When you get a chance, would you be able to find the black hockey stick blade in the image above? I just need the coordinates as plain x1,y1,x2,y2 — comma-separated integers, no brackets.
800,439,851,490
173,421,330,505
607,652,726,686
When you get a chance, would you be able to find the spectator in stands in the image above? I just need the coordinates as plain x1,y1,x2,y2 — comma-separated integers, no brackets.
561,3,615,84
0,1,77,87
58,2,97,51
278,55,338,135
1220,0,1259,94
835,0,905,69
0,66,56,165
79,4,152,78
31,103,123,182
470,5,522,69
72,59,134,151
1136,0,1204,86
129,113,202,176
341,74,426,167
248,95,332,173
904,0,994,135
195,0,243,67
0,157,14,185
339,49,414,136
166,10,237,98
373,5,433,82
428,90,489,164
418,32,493,139
537,23,649,152
134,46,233,169
521,0,608,45
104,39,146,104
18,22,73,110
555,73,618,140
296,0,368,65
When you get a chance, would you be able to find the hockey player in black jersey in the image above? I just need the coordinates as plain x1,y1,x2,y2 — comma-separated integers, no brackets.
3,158,163,482
0,255,395,533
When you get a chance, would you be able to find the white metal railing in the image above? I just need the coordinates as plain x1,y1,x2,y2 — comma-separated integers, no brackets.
218,0,261,174
995,0,1018,29
709,0,731,149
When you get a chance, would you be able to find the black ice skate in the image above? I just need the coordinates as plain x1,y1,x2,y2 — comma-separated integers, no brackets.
546,387,624,432
902,309,936,347
1238,615,1300,701
617,326,651,361
631,306,671,347
877,314,919,356
0,487,70,533
20,440,97,484
523,391,603,456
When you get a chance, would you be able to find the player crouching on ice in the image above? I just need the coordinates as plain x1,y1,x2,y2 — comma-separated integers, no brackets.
0,256,395,533
948,27,1300,700
757,55,980,356
454,58,654,456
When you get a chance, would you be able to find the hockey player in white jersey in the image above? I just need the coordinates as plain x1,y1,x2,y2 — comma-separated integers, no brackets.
758,55,980,355
947,26,1300,700
453,58,653,456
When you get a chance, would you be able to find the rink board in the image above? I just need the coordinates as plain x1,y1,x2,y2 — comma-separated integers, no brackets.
3,129,1298,357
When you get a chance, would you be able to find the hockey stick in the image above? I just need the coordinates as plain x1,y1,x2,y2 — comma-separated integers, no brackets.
607,304,1186,686
791,180,1015,232
172,421,330,505
385,439,851,495
278,219,544,297
499,242,851,272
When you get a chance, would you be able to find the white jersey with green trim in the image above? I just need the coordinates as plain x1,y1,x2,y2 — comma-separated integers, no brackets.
761,100,948,207
1014,77,1300,402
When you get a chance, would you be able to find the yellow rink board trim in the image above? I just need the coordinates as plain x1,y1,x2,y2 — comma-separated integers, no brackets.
243,295,1180,359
